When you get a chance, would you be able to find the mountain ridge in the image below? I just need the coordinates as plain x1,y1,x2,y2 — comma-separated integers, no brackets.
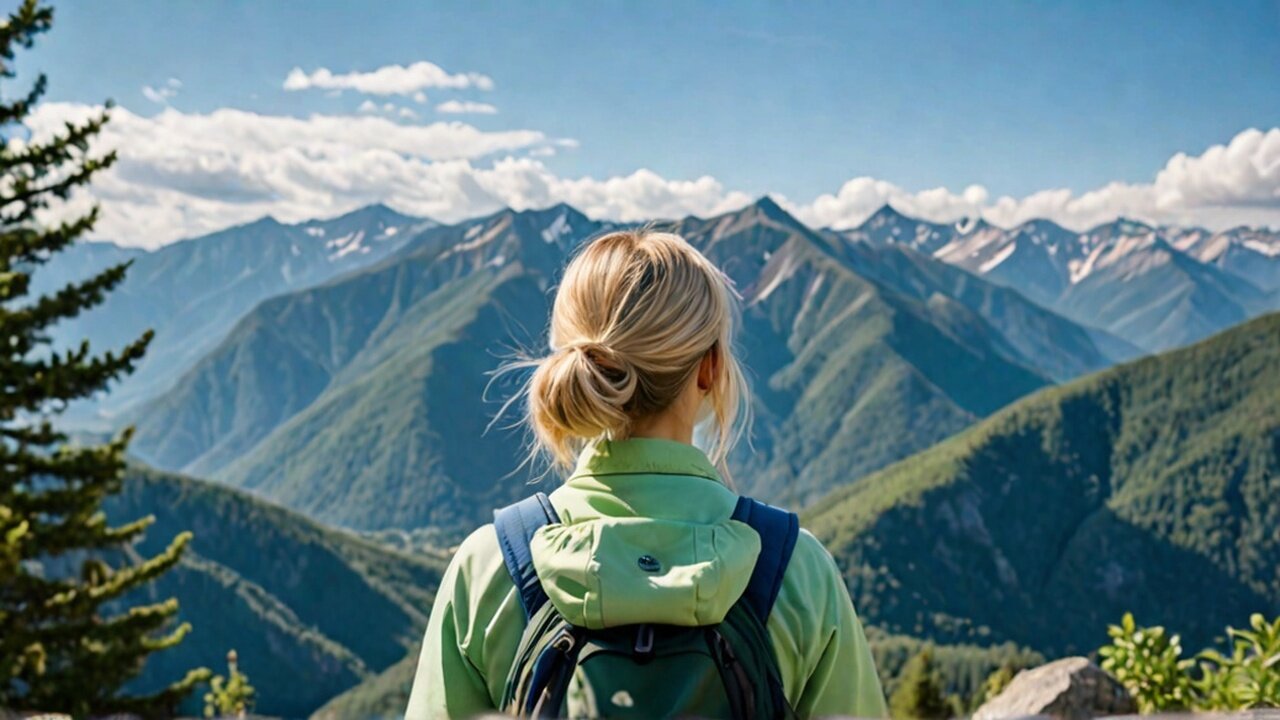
43,204,436,427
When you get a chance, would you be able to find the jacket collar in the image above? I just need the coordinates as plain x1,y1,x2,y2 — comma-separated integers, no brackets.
567,437,723,484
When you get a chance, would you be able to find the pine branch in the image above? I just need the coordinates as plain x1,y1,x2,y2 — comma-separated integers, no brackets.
1,330,153,413
104,666,213,720
0,419,63,447
43,532,191,615
0,207,101,271
0,150,116,214
0,2,52,78
0,100,106,174
0,72,44,126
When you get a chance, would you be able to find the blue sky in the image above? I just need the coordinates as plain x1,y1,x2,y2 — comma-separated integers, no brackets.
16,0,1280,244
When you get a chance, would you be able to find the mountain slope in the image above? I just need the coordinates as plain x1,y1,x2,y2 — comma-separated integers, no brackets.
806,312,1280,656
131,205,592,534
669,200,1055,505
1171,225,1280,292
1055,226,1264,351
44,204,430,425
104,466,444,718
935,218,1083,309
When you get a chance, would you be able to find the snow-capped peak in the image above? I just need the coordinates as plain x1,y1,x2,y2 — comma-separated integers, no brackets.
541,211,571,244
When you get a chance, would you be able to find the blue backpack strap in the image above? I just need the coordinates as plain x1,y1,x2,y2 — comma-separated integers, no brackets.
493,492,561,620
731,495,800,623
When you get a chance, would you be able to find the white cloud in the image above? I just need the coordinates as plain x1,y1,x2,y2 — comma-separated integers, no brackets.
24,102,552,247
141,77,182,106
437,100,498,115
26,101,1280,247
793,128,1280,232
283,61,494,96
357,99,379,114
413,91,428,104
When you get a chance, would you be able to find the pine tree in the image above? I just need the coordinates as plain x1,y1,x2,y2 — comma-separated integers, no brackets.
889,648,952,719
0,1,208,715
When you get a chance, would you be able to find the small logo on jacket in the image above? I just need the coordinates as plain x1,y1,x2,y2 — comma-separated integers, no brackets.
636,554,661,573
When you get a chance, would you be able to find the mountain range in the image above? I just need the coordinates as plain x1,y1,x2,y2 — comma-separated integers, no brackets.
113,197,1148,533
37,204,431,427
39,197,1273,534
927,210,1278,351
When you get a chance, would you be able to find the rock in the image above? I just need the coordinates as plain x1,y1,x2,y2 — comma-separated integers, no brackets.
974,656,1136,720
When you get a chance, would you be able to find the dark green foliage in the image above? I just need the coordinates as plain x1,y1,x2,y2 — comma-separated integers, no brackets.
1100,612,1280,712
978,665,1017,708
103,466,446,718
868,629,1041,712
0,2,205,714
806,313,1280,658
887,648,952,719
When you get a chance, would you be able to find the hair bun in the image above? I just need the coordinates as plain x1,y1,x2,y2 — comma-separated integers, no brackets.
527,338,639,445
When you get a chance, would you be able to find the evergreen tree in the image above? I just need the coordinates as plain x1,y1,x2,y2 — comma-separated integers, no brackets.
975,664,1017,710
0,1,207,715
889,648,952,719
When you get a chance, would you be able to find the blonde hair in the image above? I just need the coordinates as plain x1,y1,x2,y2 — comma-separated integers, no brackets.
509,229,750,474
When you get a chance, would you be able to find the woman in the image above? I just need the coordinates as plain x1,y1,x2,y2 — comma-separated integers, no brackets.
406,229,886,719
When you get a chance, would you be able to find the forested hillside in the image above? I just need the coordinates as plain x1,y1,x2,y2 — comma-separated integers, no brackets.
807,312,1280,656
103,467,444,718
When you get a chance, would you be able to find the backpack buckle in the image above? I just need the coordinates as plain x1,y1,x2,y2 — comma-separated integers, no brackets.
552,629,577,654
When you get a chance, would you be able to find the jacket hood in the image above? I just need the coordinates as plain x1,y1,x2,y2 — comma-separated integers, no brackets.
528,438,761,629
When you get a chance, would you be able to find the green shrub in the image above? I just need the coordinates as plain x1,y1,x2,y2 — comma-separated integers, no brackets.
1099,612,1280,713
1193,614,1280,710
1099,612,1195,712
203,650,256,719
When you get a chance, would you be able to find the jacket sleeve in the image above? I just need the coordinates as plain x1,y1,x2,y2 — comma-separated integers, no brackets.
406,525,519,720
795,568,888,718
773,530,888,719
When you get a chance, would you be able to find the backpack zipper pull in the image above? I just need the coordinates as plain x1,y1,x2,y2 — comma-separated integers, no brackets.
634,624,655,657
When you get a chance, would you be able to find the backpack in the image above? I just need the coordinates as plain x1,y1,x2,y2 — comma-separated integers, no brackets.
493,492,800,719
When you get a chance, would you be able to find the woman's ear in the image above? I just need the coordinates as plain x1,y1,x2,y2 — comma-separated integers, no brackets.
696,344,720,393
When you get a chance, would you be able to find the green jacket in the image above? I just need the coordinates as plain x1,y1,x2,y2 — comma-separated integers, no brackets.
406,438,888,719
